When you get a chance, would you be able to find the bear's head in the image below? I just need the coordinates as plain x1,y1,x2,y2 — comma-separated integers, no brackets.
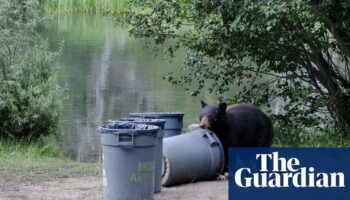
199,100,227,133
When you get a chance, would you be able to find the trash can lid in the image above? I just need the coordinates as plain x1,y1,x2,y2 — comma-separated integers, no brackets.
109,117,166,125
99,122,159,135
129,112,184,118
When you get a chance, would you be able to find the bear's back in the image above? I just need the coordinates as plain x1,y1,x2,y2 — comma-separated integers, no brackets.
225,104,273,147
227,103,260,113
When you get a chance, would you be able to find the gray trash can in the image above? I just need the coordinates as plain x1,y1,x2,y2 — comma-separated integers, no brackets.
161,128,225,186
109,118,166,193
99,122,159,200
129,112,184,138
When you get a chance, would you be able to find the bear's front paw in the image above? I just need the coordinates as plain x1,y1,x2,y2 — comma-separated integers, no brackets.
216,174,226,181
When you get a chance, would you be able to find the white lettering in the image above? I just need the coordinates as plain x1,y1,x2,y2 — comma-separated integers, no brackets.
234,152,346,188
235,168,252,187
256,153,272,172
330,173,345,187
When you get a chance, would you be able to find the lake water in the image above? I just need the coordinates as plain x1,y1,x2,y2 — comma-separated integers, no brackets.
46,14,215,162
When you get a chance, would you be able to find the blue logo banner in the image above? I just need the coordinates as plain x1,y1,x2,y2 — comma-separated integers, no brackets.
229,148,350,200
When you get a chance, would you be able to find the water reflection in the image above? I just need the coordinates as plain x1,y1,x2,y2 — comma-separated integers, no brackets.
46,14,214,162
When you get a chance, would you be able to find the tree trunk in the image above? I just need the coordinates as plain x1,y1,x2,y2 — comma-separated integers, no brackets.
332,95,350,136
305,42,350,136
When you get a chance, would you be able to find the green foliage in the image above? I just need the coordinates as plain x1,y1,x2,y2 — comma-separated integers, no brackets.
0,0,63,140
126,0,350,134
273,126,350,147
38,0,128,14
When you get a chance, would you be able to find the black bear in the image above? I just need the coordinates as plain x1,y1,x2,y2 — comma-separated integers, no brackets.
199,101,274,170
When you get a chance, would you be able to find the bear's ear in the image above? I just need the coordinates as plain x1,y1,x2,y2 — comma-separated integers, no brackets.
201,100,207,108
218,102,227,111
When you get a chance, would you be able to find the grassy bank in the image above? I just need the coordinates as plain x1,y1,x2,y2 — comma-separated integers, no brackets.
39,0,128,14
0,139,100,183
273,127,350,147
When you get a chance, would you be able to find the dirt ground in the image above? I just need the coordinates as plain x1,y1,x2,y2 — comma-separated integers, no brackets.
0,177,228,200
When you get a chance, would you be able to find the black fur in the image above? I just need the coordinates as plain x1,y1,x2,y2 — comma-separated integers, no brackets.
199,101,274,170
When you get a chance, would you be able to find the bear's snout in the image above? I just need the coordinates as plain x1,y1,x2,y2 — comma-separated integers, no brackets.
199,116,210,129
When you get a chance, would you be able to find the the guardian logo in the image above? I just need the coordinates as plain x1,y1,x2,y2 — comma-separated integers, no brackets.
234,152,345,188
229,148,350,200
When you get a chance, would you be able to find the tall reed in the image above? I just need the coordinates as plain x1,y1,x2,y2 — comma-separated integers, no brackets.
39,0,128,14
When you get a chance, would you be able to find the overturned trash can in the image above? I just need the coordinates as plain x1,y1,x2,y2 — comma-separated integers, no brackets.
109,118,166,193
129,112,184,138
99,122,159,200
162,128,225,186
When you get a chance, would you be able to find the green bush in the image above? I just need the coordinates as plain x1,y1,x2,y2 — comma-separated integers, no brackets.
0,0,63,140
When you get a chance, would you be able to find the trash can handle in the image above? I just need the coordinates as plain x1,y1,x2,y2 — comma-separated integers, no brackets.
117,134,134,146
202,131,218,146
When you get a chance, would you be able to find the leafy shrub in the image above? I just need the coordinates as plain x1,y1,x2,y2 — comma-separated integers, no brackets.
0,0,63,140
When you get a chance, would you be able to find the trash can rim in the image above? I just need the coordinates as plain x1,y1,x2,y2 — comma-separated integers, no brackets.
129,112,184,117
99,122,159,134
109,117,166,124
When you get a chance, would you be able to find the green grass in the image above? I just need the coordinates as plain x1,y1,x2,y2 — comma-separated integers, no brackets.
0,138,100,182
273,127,350,147
39,0,128,14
